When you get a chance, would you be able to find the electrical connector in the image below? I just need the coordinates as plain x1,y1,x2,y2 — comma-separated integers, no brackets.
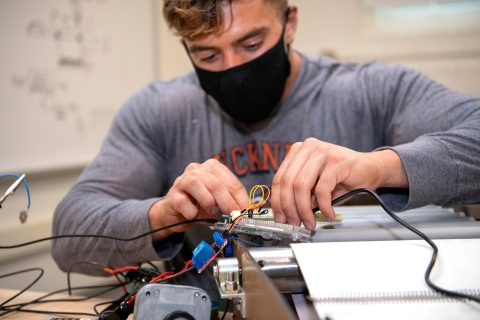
213,232,225,247
230,210,242,221
192,241,214,270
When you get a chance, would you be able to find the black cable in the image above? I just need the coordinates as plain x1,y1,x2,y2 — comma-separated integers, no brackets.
0,218,218,249
93,299,120,316
312,188,480,304
153,266,195,283
1,307,97,317
0,268,44,307
143,261,160,272
220,299,230,320
1,284,122,317
3,284,122,310
66,261,109,295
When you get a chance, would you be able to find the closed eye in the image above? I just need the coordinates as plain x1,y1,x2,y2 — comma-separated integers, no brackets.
244,42,262,51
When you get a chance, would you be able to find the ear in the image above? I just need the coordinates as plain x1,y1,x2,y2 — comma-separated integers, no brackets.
285,5,298,46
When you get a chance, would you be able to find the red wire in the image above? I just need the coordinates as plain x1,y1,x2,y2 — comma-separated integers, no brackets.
126,260,193,305
103,266,138,274
113,274,127,294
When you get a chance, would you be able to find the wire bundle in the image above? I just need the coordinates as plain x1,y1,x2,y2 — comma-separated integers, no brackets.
1,187,479,319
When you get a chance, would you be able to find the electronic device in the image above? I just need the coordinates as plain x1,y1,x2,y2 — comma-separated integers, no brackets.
133,284,211,320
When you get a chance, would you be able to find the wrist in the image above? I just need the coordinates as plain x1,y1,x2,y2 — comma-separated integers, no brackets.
373,149,409,189
148,199,174,244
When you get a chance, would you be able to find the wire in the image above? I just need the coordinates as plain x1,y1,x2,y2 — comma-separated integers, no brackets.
143,261,160,272
228,236,264,247
211,299,222,311
221,299,230,320
0,218,218,249
0,173,31,209
66,261,109,296
227,185,271,234
312,188,480,304
93,299,120,316
0,268,44,308
2,308,97,317
1,284,122,316
0,262,129,317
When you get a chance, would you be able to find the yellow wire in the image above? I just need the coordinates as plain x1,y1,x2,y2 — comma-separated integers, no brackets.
247,185,270,212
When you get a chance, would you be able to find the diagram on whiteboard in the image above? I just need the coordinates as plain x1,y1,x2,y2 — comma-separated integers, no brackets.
0,0,155,173
9,0,112,133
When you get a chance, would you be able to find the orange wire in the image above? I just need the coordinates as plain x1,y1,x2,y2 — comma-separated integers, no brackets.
228,185,271,232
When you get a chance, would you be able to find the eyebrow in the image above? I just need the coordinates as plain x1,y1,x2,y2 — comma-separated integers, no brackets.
188,26,269,54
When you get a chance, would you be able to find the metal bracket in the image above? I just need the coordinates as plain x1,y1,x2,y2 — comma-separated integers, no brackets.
213,257,246,318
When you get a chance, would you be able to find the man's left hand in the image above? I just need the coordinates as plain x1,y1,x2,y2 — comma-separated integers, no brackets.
271,138,408,230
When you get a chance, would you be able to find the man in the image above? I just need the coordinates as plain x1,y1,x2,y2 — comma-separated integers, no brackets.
52,0,480,274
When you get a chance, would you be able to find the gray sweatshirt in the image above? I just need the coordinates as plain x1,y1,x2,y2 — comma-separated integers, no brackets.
51,53,480,274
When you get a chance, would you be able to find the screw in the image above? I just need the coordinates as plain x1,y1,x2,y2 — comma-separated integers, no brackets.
194,292,200,298
225,271,238,291
236,298,242,311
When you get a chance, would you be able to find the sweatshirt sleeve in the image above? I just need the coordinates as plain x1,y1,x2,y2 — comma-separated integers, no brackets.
363,62,480,211
51,85,184,275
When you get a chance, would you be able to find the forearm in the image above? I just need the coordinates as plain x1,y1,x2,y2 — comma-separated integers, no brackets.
51,190,182,275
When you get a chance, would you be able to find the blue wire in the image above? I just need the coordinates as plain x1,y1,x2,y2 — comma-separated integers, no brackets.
228,236,264,247
0,173,31,209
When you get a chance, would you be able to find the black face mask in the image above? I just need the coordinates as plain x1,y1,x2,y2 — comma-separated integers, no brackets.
186,11,291,124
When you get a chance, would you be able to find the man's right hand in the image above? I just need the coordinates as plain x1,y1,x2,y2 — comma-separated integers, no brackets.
148,159,249,243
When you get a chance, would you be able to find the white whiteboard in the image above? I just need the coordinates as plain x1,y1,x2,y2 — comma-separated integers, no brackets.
0,0,157,173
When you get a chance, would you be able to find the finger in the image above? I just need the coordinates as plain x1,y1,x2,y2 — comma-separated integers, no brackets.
280,139,320,226
294,152,326,230
314,165,340,222
182,162,239,215
176,173,219,216
165,190,201,221
331,185,352,206
204,159,249,210
272,142,302,223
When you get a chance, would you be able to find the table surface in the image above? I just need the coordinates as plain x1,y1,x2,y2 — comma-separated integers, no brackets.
0,288,123,319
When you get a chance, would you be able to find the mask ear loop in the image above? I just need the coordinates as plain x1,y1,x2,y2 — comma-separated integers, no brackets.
283,7,291,53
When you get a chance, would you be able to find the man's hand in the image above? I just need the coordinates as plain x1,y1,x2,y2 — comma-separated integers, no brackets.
148,159,249,243
271,138,408,230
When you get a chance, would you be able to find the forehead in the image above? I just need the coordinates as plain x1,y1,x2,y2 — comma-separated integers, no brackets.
188,0,281,45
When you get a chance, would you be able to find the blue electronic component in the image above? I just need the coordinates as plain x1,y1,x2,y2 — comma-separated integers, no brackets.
192,240,214,270
224,241,233,258
213,232,225,247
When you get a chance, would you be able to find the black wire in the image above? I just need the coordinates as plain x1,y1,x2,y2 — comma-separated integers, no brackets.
221,299,230,320
106,265,196,316
66,261,109,295
0,218,218,249
3,284,122,309
0,268,44,307
1,284,122,317
93,299,120,316
1,261,128,316
312,188,480,304
1,307,97,317
153,266,195,283
143,261,160,272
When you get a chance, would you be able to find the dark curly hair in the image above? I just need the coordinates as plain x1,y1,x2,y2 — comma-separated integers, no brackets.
163,0,288,40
